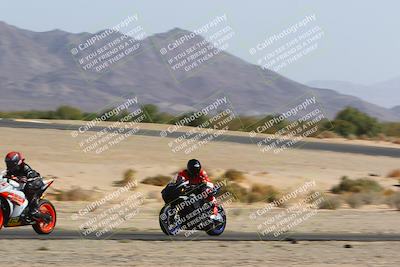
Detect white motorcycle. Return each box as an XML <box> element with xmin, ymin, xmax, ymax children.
<box><xmin>0</xmin><ymin>171</ymin><xmax>56</xmax><ymax>234</ymax></box>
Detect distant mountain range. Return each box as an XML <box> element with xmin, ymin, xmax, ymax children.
<box><xmin>0</xmin><ymin>21</ymin><xmax>399</xmax><ymax>121</ymax></box>
<box><xmin>307</xmin><ymin>79</ymin><xmax>400</xmax><ymax>109</ymax></box>
<box><xmin>391</xmin><ymin>105</ymin><xmax>400</xmax><ymax>117</ymax></box>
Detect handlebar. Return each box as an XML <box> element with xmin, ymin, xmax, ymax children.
<box><xmin>174</xmin><ymin>181</ymin><xmax>218</xmax><ymax>198</ymax></box>
<box><xmin>176</xmin><ymin>180</ymin><xmax>190</xmax><ymax>188</ymax></box>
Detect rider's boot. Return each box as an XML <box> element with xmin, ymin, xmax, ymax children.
<box><xmin>209</xmin><ymin>202</ymin><xmax>223</xmax><ymax>222</ymax></box>
<box><xmin>20</xmin><ymin>209</ymin><xmax>33</xmax><ymax>223</ymax></box>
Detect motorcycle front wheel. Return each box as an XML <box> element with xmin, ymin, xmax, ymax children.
<box><xmin>32</xmin><ymin>199</ymin><xmax>56</xmax><ymax>234</ymax></box>
<box><xmin>0</xmin><ymin>208</ymin><xmax>4</xmax><ymax>230</ymax></box>
<box><xmin>206</xmin><ymin>206</ymin><xmax>227</xmax><ymax>236</ymax></box>
<box><xmin>159</xmin><ymin>205</ymin><xmax>181</xmax><ymax>236</ymax></box>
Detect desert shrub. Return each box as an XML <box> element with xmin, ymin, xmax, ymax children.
<box><xmin>331</xmin><ymin>176</ymin><xmax>383</xmax><ymax>194</ymax></box>
<box><xmin>373</xmin><ymin>133</ymin><xmax>388</xmax><ymax>142</ymax></box>
<box><xmin>140</xmin><ymin>104</ymin><xmax>175</xmax><ymax>123</ymax></box>
<box><xmin>345</xmin><ymin>191</ymin><xmax>383</xmax><ymax>208</ymax></box>
<box><xmin>334</xmin><ymin>107</ymin><xmax>381</xmax><ymax>137</ymax></box>
<box><xmin>214</xmin><ymin>178</ymin><xmax>280</xmax><ymax>204</ymax></box>
<box><xmin>345</xmin><ymin>194</ymin><xmax>364</xmax><ymax>208</ymax></box>
<box><xmin>392</xmin><ymin>138</ymin><xmax>400</xmax><ymax>145</ymax></box>
<box><xmin>317</xmin><ymin>131</ymin><xmax>339</xmax><ymax>139</ymax></box>
<box><xmin>347</xmin><ymin>134</ymin><xmax>357</xmax><ymax>140</ymax></box>
<box><xmin>55</xmin><ymin>187</ymin><xmax>101</xmax><ymax>201</ymax></box>
<box><xmin>113</xmin><ymin>169</ymin><xmax>136</xmax><ymax>187</ymax></box>
<box><xmin>213</xmin><ymin>178</ymin><xmax>247</xmax><ymax>202</ymax></box>
<box><xmin>359</xmin><ymin>134</ymin><xmax>370</xmax><ymax>140</ymax></box>
<box><xmin>0</xmin><ymin>106</ymin><xmax>85</xmax><ymax>120</ymax></box>
<box><xmin>140</xmin><ymin>104</ymin><xmax>158</xmax><ymax>123</ymax></box>
<box><xmin>223</xmin><ymin>169</ymin><xmax>246</xmax><ymax>182</ymax></box>
<box><xmin>246</xmin><ymin>193</ymin><xmax>263</xmax><ymax>203</ymax></box>
<box><xmin>332</xmin><ymin>120</ymin><xmax>357</xmax><ymax>137</ymax></box>
<box><xmin>385</xmin><ymin>192</ymin><xmax>400</xmax><ymax>210</ymax></box>
<box><xmin>55</xmin><ymin>106</ymin><xmax>83</xmax><ymax>120</ymax></box>
<box><xmin>147</xmin><ymin>190</ymin><xmax>162</xmax><ymax>200</ymax></box>
<box><xmin>317</xmin><ymin>195</ymin><xmax>342</xmax><ymax>210</ymax></box>
<box><xmin>224</xmin><ymin>182</ymin><xmax>248</xmax><ymax>202</ymax></box>
<box><xmin>170</xmin><ymin>112</ymin><xmax>210</xmax><ymax>127</ymax></box>
<box><xmin>246</xmin><ymin>114</ymin><xmax>289</xmax><ymax>134</ymax></box>
<box><xmin>381</xmin><ymin>122</ymin><xmax>400</xmax><ymax>137</ymax></box>
<box><xmin>247</xmin><ymin>183</ymin><xmax>280</xmax><ymax>203</ymax></box>
<box><xmin>358</xmin><ymin>192</ymin><xmax>382</xmax><ymax>205</ymax></box>
<box><xmin>387</xmin><ymin>169</ymin><xmax>400</xmax><ymax>178</ymax></box>
<box><xmin>141</xmin><ymin>175</ymin><xmax>171</xmax><ymax>186</ymax></box>
<box><xmin>383</xmin><ymin>189</ymin><xmax>395</xmax><ymax>196</ymax></box>
<box><xmin>229</xmin><ymin>116</ymin><xmax>259</xmax><ymax>131</ymax></box>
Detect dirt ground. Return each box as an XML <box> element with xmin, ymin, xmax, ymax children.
<box><xmin>0</xmin><ymin>239</ymin><xmax>399</xmax><ymax>267</ymax></box>
<box><xmin>0</xmin><ymin>126</ymin><xmax>398</xmax><ymax>192</ymax></box>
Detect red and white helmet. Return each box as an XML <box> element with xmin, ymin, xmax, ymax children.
<box><xmin>5</xmin><ymin>151</ymin><xmax>25</xmax><ymax>172</ymax></box>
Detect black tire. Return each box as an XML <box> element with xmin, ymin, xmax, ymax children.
<box><xmin>0</xmin><ymin>208</ymin><xmax>4</xmax><ymax>230</ymax></box>
<box><xmin>159</xmin><ymin>205</ymin><xmax>180</xmax><ymax>236</ymax></box>
<box><xmin>206</xmin><ymin>206</ymin><xmax>227</xmax><ymax>236</ymax></box>
<box><xmin>32</xmin><ymin>199</ymin><xmax>56</xmax><ymax>235</ymax></box>
<box><xmin>159</xmin><ymin>206</ymin><xmax>170</xmax><ymax>235</ymax></box>
<box><xmin>0</xmin><ymin>197</ymin><xmax>10</xmax><ymax>230</ymax></box>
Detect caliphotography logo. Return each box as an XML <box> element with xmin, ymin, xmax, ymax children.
<box><xmin>248</xmin><ymin>92</ymin><xmax>333</xmax><ymax>155</ymax></box>
<box><xmin>69</xmin><ymin>93</ymin><xmax>150</xmax><ymax>155</ymax></box>
<box><xmin>154</xmin><ymin>13</ymin><xmax>236</xmax><ymax>82</ymax></box>
<box><xmin>69</xmin><ymin>14</ymin><xmax>149</xmax><ymax>81</ymax></box>
<box><xmin>159</xmin><ymin>91</ymin><xmax>242</xmax><ymax>155</ymax></box>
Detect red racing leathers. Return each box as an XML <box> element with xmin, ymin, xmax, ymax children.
<box><xmin>175</xmin><ymin>169</ymin><xmax>218</xmax><ymax>215</ymax></box>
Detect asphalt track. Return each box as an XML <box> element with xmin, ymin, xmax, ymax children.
<box><xmin>1</xmin><ymin>119</ymin><xmax>400</xmax><ymax>158</ymax></box>
<box><xmin>1</xmin><ymin>229</ymin><xmax>400</xmax><ymax>241</ymax></box>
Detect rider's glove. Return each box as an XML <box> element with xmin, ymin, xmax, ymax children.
<box><xmin>203</xmin><ymin>182</ymin><xmax>215</xmax><ymax>196</ymax></box>
<box><xmin>17</xmin><ymin>176</ymin><xmax>28</xmax><ymax>183</ymax></box>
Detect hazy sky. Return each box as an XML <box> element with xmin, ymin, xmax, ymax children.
<box><xmin>1</xmin><ymin>0</ymin><xmax>399</xmax><ymax>85</ymax></box>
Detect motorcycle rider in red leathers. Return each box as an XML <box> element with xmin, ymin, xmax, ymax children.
<box><xmin>175</xmin><ymin>159</ymin><xmax>218</xmax><ymax>216</ymax></box>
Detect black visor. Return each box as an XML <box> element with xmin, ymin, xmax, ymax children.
<box><xmin>6</xmin><ymin>160</ymin><xmax>18</xmax><ymax>171</ymax></box>
<box><xmin>187</xmin><ymin>159</ymin><xmax>201</xmax><ymax>176</ymax></box>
